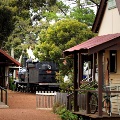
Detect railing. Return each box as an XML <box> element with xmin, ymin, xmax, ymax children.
<box><xmin>67</xmin><ymin>80</ymin><xmax>98</xmax><ymax>111</ymax></box>
<box><xmin>67</xmin><ymin>85</ymin><xmax>120</xmax><ymax>117</ymax></box>
<box><xmin>0</xmin><ymin>86</ymin><xmax>7</xmax><ymax>105</ymax></box>
<box><xmin>67</xmin><ymin>91</ymin><xmax>87</xmax><ymax>111</ymax></box>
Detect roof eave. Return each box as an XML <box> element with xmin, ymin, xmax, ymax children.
<box><xmin>0</xmin><ymin>49</ymin><xmax>21</xmax><ymax>67</ymax></box>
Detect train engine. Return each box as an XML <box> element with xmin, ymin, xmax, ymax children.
<box><xmin>16</xmin><ymin>60</ymin><xmax>59</xmax><ymax>92</ymax></box>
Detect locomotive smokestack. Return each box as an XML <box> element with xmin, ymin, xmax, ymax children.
<box><xmin>23</xmin><ymin>57</ymin><xmax>27</xmax><ymax>67</ymax></box>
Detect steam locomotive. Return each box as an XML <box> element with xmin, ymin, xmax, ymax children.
<box><xmin>15</xmin><ymin>58</ymin><xmax>60</xmax><ymax>92</ymax></box>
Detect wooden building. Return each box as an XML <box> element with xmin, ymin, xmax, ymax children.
<box><xmin>63</xmin><ymin>0</ymin><xmax>120</xmax><ymax>119</ymax></box>
<box><xmin>0</xmin><ymin>49</ymin><xmax>21</xmax><ymax>88</ymax></box>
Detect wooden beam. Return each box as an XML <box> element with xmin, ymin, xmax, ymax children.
<box><xmin>73</xmin><ymin>52</ymin><xmax>79</xmax><ymax>112</ymax></box>
<box><xmin>98</xmin><ymin>51</ymin><xmax>103</xmax><ymax>116</ymax></box>
<box><xmin>78</xmin><ymin>52</ymin><xmax>83</xmax><ymax>87</ymax></box>
<box><xmin>93</xmin><ymin>53</ymin><xmax>97</xmax><ymax>81</ymax></box>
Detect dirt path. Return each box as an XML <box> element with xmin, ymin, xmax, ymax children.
<box><xmin>0</xmin><ymin>90</ymin><xmax>61</xmax><ymax>120</ymax></box>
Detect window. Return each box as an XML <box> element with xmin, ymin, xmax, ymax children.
<box><xmin>108</xmin><ymin>0</ymin><xmax>116</xmax><ymax>10</ymax></box>
<box><xmin>110</xmin><ymin>50</ymin><xmax>117</xmax><ymax>72</ymax></box>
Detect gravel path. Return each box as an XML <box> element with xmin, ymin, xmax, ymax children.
<box><xmin>0</xmin><ymin>90</ymin><xmax>61</xmax><ymax>120</ymax></box>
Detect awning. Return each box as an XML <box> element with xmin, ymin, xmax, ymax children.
<box><xmin>63</xmin><ymin>33</ymin><xmax>120</xmax><ymax>56</ymax></box>
<box><xmin>0</xmin><ymin>49</ymin><xmax>21</xmax><ymax>66</ymax></box>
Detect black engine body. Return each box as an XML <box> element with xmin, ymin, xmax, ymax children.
<box><xmin>16</xmin><ymin>60</ymin><xmax>59</xmax><ymax>92</ymax></box>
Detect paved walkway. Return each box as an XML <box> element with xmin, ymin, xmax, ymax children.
<box><xmin>0</xmin><ymin>90</ymin><xmax>61</xmax><ymax>120</ymax></box>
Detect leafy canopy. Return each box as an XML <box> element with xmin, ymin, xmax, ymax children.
<box><xmin>70</xmin><ymin>7</ymin><xmax>95</xmax><ymax>27</ymax></box>
<box><xmin>34</xmin><ymin>18</ymin><xmax>96</xmax><ymax>75</ymax></box>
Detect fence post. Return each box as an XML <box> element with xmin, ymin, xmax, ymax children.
<box><xmin>1</xmin><ymin>89</ymin><xmax>3</xmax><ymax>102</ymax></box>
<box><xmin>86</xmin><ymin>91</ymin><xmax>90</xmax><ymax>114</ymax></box>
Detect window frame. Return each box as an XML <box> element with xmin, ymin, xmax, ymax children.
<box><xmin>109</xmin><ymin>50</ymin><xmax>117</xmax><ymax>73</ymax></box>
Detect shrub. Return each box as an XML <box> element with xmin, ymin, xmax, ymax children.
<box><xmin>61</xmin><ymin>110</ymin><xmax>78</xmax><ymax>120</ymax></box>
<box><xmin>53</xmin><ymin>102</ymin><xmax>78</xmax><ymax>120</ymax></box>
<box><xmin>53</xmin><ymin>102</ymin><xmax>62</xmax><ymax>113</ymax></box>
<box><xmin>9</xmin><ymin>77</ymin><xmax>16</xmax><ymax>90</ymax></box>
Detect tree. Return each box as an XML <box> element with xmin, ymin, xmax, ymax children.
<box><xmin>70</xmin><ymin>7</ymin><xmax>95</xmax><ymax>27</ymax></box>
<box><xmin>0</xmin><ymin>0</ymin><xmax>97</xmax><ymax>61</ymax></box>
<box><xmin>0</xmin><ymin>3</ymin><xmax>15</xmax><ymax>48</ymax></box>
<box><xmin>0</xmin><ymin>0</ymin><xmax>59</xmax><ymax>59</ymax></box>
<box><xmin>34</xmin><ymin>18</ymin><xmax>96</xmax><ymax>75</ymax></box>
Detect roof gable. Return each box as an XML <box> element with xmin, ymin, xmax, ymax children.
<box><xmin>92</xmin><ymin>0</ymin><xmax>120</xmax><ymax>33</ymax></box>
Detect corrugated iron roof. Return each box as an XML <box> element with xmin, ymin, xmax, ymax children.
<box><xmin>63</xmin><ymin>33</ymin><xmax>120</xmax><ymax>54</ymax></box>
<box><xmin>0</xmin><ymin>49</ymin><xmax>21</xmax><ymax>66</ymax></box>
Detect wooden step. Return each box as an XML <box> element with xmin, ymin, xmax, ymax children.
<box><xmin>0</xmin><ymin>102</ymin><xmax>9</xmax><ymax>108</ymax></box>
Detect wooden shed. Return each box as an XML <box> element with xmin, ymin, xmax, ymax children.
<box><xmin>0</xmin><ymin>49</ymin><xmax>21</xmax><ymax>87</ymax></box>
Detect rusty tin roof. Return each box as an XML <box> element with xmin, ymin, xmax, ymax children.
<box><xmin>0</xmin><ymin>49</ymin><xmax>21</xmax><ymax>66</ymax></box>
<box><xmin>63</xmin><ymin>33</ymin><xmax>120</xmax><ymax>56</ymax></box>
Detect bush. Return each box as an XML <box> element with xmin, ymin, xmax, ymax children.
<box><xmin>61</xmin><ymin>110</ymin><xmax>78</xmax><ymax>120</ymax></box>
<box><xmin>53</xmin><ymin>102</ymin><xmax>62</xmax><ymax>113</ymax></box>
<box><xmin>53</xmin><ymin>102</ymin><xmax>78</xmax><ymax>120</ymax></box>
<box><xmin>9</xmin><ymin>77</ymin><xmax>16</xmax><ymax>90</ymax></box>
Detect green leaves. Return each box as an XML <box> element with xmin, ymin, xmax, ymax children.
<box><xmin>70</xmin><ymin>7</ymin><xmax>95</xmax><ymax>27</ymax></box>
<box><xmin>34</xmin><ymin>18</ymin><xmax>96</xmax><ymax>76</ymax></box>
<box><xmin>0</xmin><ymin>5</ymin><xmax>14</xmax><ymax>47</ymax></box>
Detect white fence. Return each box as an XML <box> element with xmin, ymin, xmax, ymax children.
<box><xmin>36</xmin><ymin>91</ymin><xmax>56</xmax><ymax>110</ymax></box>
<box><xmin>36</xmin><ymin>92</ymin><xmax>68</xmax><ymax>110</ymax></box>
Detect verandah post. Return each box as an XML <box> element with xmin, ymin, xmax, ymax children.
<box><xmin>98</xmin><ymin>51</ymin><xmax>103</xmax><ymax>116</ymax></box>
<box><xmin>73</xmin><ymin>52</ymin><xmax>79</xmax><ymax>111</ymax></box>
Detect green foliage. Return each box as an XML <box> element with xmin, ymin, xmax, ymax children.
<box><xmin>61</xmin><ymin>110</ymin><xmax>78</xmax><ymax>120</ymax></box>
<box><xmin>53</xmin><ymin>102</ymin><xmax>62</xmax><ymax>113</ymax></box>
<box><xmin>34</xmin><ymin>18</ymin><xmax>96</xmax><ymax>76</ymax></box>
<box><xmin>56</xmin><ymin>69</ymin><xmax>74</xmax><ymax>93</ymax></box>
<box><xmin>53</xmin><ymin>102</ymin><xmax>78</xmax><ymax>120</ymax></box>
<box><xmin>0</xmin><ymin>5</ymin><xmax>15</xmax><ymax>48</ymax></box>
<box><xmin>0</xmin><ymin>0</ymin><xmax>59</xmax><ymax>60</ymax></box>
<box><xmin>80</xmin><ymin>80</ymin><xmax>98</xmax><ymax>92</ymax></box>
<box><xmin>9</xmin><ymin>77</ymin><xmax>16</xmax><ymax>91</ymax></box>
<box><xmin>0</xmin><ymin>0</ymin><xmax>97</xmax><ymax>64</ymax></box>
<box><xmin>70</xmin><ymin>7</ymin><xmax>95</xmax><ymax>27</ymax></box>
<box><xmin>34</xmin><ymin>18</ymin><xmax>96</xmax><ymax>92</ymax></box>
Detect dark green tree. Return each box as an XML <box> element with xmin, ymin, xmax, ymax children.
<box><xmin>34</xmin><ymin>18</ymin><xmax>96</xmax><ymax>75</ymax></box>
<box><xmin>0</xmin><ymin>3</ymin><xmax>15</xmax><ymax>48</ymax></box>
<box><xmin>70</xmin><ymin>7</ymin><xmax>95</xmax><ymax>27</ymax></box>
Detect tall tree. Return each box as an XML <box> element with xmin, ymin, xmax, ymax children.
<box><xmin>1</xmin><ymin>0</ymin><xmax>59</xmax><ymax>59</ymax></box>
<box><xmin>1</xmin><ymin>0</ymin><xmax>98</xmax><ymax>61</ymax></box>
<box><xmin>70</xmin><ymin>7</ymin><xmax>95</xmax><ymax>27</ymax></box>
<box><xmin>34</xmin><ymin>18</ymin><xmax>96</xmax><ymax>75</ymax></box>
<box><xmin>0</xmin><ymin>2</ymin><xmax>15</xmax><ymax>49</ymax></box>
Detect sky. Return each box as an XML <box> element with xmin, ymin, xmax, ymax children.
<box><xmin>61</xmin><ymin>0</ymin><xmax>97</xmax><ymax>14</ymax></box>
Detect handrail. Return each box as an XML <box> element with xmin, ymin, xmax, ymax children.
<box><xmin>0</xmin><ymin>86</ymin><xmax>7</xmax><ymax>91</ymax></box>
<box><xmin>0</xmin><ymin>86</ymin><xmax>7</xmax><ymax>105</ymax></box>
